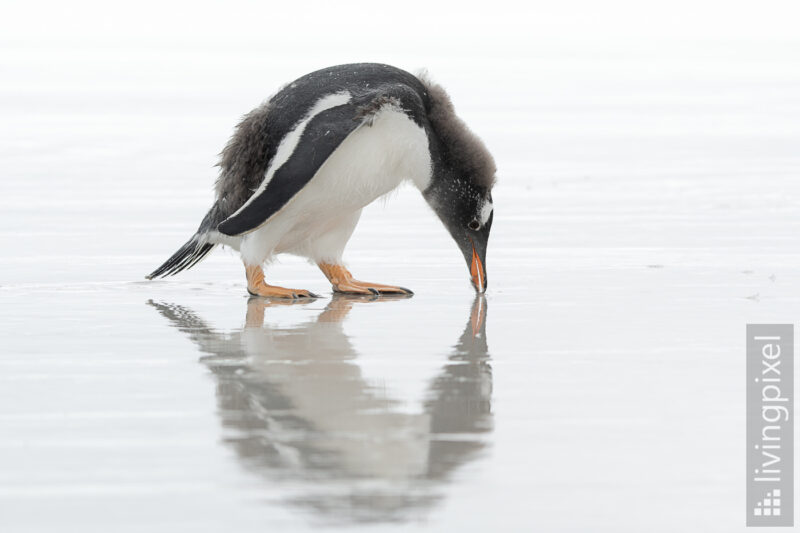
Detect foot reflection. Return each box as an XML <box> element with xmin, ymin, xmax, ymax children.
<box><xmin>148</xmin><ymin>294</ymin><xmax>492</xmax><ymax>524</ymax></box>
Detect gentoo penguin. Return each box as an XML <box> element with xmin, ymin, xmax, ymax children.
<box><xmin>146</xmin><ymin>63</ymin><xmax>496</xmax><ymax>297</ymax></box>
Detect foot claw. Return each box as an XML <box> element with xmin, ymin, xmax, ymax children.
<box><xmin>292</xmin><ymin>290</ymin><xmax>322</xmax><ymax>299</ymax></box>
<box><xmin>332</xmin><ymin>284</ymin><xmax>414</xmax><ymax>296</ymax></box>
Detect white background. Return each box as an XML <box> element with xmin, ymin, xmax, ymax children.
<box><xmin>1</xmin><ymin>1</ymin><xmax>800</xmax><ymax>531</ymax></box>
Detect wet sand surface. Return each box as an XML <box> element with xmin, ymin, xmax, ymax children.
<box><xmin>2</xmin><ymin>20</ymin><xmax>800</xmax><ymax>532</ymax></box>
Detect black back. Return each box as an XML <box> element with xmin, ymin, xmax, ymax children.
<box><xmin>216</xmin><ymin>64</ymin><xmax>432</xmax><ymax>236</ymax></box>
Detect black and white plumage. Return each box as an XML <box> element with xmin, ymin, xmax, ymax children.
<box><xmin>147</xmin><ymin>63</ymin><xmax>496</xmax><ymax>297</ymax></box>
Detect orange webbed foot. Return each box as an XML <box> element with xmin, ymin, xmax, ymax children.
<box><xmin>318</xmin><ymin>263</ymin><xmax>413</xmax><ymax>295</ymax></box>
<box><xmin>245</xmin><ymin>264</ymin><xmax>320</xmax><ymax>300</ymax></box>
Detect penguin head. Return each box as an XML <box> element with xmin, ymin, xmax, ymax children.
<box><xmin>417</xmin><ymin>74</ymin><xmax>498</xmax><ymax>293</ymax></box>
<box><xmin>423</xmin><ymin>176</ymin><xmax>493</xmax><ymax>293</ymax></box>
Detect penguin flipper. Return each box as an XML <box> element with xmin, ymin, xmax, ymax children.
<box><xmin>216</xmin><ymin>102</ymin><xmax>365</xmax><ymax>237</ymax></box>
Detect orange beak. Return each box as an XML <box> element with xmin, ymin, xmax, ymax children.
<box><xmin>470</xmin><ymin>242</ymin><xmax>486</xmax><ymax>293</ymax></box>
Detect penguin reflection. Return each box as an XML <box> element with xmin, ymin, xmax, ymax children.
<box><xmin>148</xmin><ymin>295</ymin><xmax>492</xmax><ymax>524</ymax></box>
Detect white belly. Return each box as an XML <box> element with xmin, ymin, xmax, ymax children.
<box><xmin>238</xmin><ymin>106</ymin><xmax>432</xmax><ymax>264</ymax></box>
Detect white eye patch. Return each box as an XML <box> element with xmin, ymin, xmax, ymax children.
<box><xmin>479</xmin><ymin>200</ymin><xmax>493</xmax><ymax>225</ymax></box>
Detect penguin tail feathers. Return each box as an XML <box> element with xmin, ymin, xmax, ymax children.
<box><xmin>145</xmin><ymin>236</ymin><xmax>216</xmax><ymax>280</ymax></box>
<box><xmin>146</xmin><ymin>203</ymin><xmax>228</xmax><ymax>280</ymax></box>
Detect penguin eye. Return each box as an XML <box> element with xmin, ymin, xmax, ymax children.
<box><xmin>468</xmin><ymin>220</ymin><xmax>480</xmax><ymax>231</ymax></box>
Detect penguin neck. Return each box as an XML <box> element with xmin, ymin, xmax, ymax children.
<box><xmin>418</xmin><ymin>131</ymin><xmax>450</xmax><ymax>194</ymax></box>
